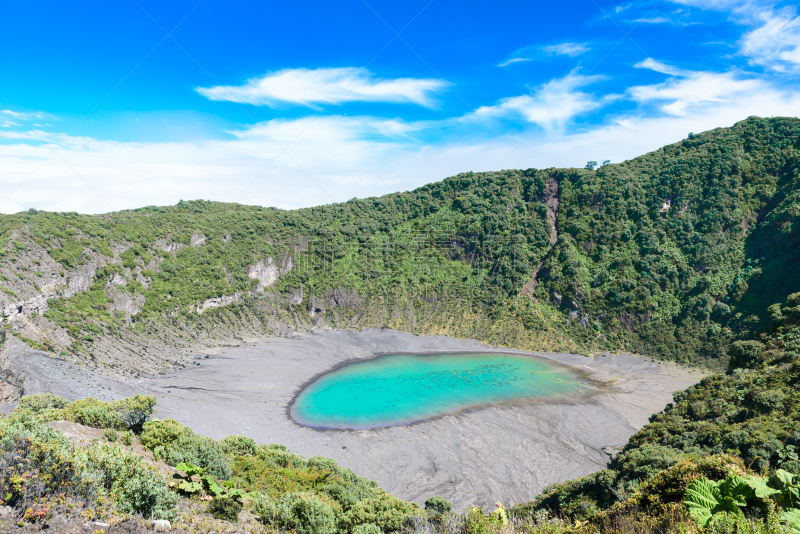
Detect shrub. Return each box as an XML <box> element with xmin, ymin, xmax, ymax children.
<box><xmin>140</xmin><ymin>419</ymin><xmax>190</xmax><ymax>451</ymax></box>
<box><xmin>58</xmin><ymin>398</ymin><xmax>123</xmax><ymax>429</ymax></box>
<box><xmin>13</xmin><ymin>395</ymin><xmax>156</xmax><ymax>433</ymax></box>
<box><xmin>166</xmin><ymin>434</ymin><xmax>232</xmax><ymax>479</ymax></box>
<box><xmin>257</xmin><ymin>445</ymin><xmax>308</xmax><ymax>468</ymax></box>
<box><xmin>352</xmin><ymin>524</ymin><xmax>382</xmax><ymax>534</ymax></box>
<box><xmin>113</xmin><ymin>395</ymin><xmax>157</xmax><ymax>432</ymax></box>
<box><xmin>218</xmin><ymin>434</ymin><xmax>257</xmax><ymax>457</ymax></box>
<box><xmin>84</xmin><ymin>442</ymin><xmax>179</xmax><ymax>520</ymax></box>
<box><xmin>308</xmin><ymin>455</ymin><xmax>339</xmax><ymax>472</ymax></box>
<box><xmin>103</xmin><ymin>428</ymin><xmax>118</xmax><ymax>442</ymax></box>
<box><xmin>340</xmin><ymin>493</ymin><xmax>417</xmax><ymax>533</ymax></box>
<box><xmin>208</xmin><ymin>496</ymin><xmax>242</xmax><ymax>522</ymax></box>
<box><xmin>121</xmin><ymin>430</ymin><xmax>134</xmax><ymax>446</ymax></box>
<box><xmin>753</xmin><ymin>389</ymin><xmax>786</xmax><ymax>411</ymax></box>
<box><xmin>424</xmin><ymin>496</ymin><xmax>452</xmax><ymax>515</ymax></box>
<box><xmin>251</xmin><ymin>493</ymin><xmax>279</xmax><ymax>523</ymax></box>
<box><xmin>15</xmin><ymin>393</ymin><xmax>68</xmax><ymax>413</ymax></box>
<box><xmin>274</xmin><ymin>492</ymin><xmax>339</xmax><ymax>534</ymax></box>
<box><xmin>140</xmin><ymin>419</ymin><xmax>231</xmax><ymax>478</ymax></box>
<box><xmin>323</xmin><ymin>484</ymin><xmax>359</xmax><ymax>511</ymax></box>
<box><xmin>0</xmin><ymin>414</ymin><xmax>177</xmax><ymax>522</ymax></box>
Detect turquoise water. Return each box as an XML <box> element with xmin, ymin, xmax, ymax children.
<box><xmin>290</xmin><ymin>353</ymin><xmax>589</xmax><ymax>429</ymax></box>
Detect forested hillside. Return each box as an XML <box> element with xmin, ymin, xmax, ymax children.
<box><xmin>0</xmin><ymin>116</ymin><xmax>798</xmax><ymax>374</ymax></box>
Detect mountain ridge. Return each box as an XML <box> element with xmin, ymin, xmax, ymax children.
<box><xmin>0</xmin><ymin>116</ymin><xmax>797</xmax><ymax>386</ymax></box>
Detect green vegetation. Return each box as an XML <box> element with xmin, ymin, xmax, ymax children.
<box><xmin>508</xmin><ymin>290</ymin><xmax>800</xmax><ymax>533</ymax></box>
<box><xmin>2</xmin><ymin>117</ymin><xmax>800</xmax><ymax>532</ymax></box>
<box><xmin>684</xmin><ymin>471</ymin><xmax>800</xmax><ymax>529</ymax></box>
<box><xmin>5</xmin><ymin>393</ymin><xmax>422</xmax><ymax>533</ymax></box>
<box><xmin>17</xmin><ymin>393</ymin><xmax>157</xmax><ymax>432</ymax></box>
<box><xmin>0</xmin><ymin>117</ymin><xmax>795</xmax><ymax>366</ymax></box>
<box><xmin>0</xmin><ymin>405</ymin><xmax>178</xmax><ymax>523</ymax></box>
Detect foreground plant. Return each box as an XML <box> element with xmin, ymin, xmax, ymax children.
<box><xmin>684</xmin><ymin>471</ymin><xmax>800</xmax><ymax>532</ymax></box>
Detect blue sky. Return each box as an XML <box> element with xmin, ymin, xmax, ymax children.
<box><xmin>1</xmin><ymin>0</ymin><xmax>799</xmax><ymax>213</ymax></box>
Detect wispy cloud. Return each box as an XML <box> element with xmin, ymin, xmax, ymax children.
<box><xmin>3</xmin><ymin>60</ymin><xmax>799</xmax><ymax>215</ymax></box>
<box><xmin>543</xmin><ymin>42</ymin><xmax>591</xmax><ymax>56</ymax></box>
<box><xmin>632</xmin><ymin>58</ymin><xmax>767</xmax><ymax>116</ymax></box>
<box><xmin>195</xmin><ymin>67</ymin><xmax>450</xmax><ymax>108</ymax></box>
<box><xmin>670</xmin><ymin>0</ymin><xmax>800</xmax><ymax>72</ymax></box>
<box><xmin>498</xmin><ymin>42</ymin><xmax>590</xmax><ymax>67</ymax></box>
<box><xmin>632</xmin><ymin>16</ymin><xmax>673</xmax><ymax>23</ymax></box>
<box><xmin>472</xmin><ymin>69</ymin><xmax>610</xmax><ymax>131</ymax></box>
<box><xmin>497</xmin><ymin>57</ymin><xmax>533</xmax><ymax>67</ymax></box>
<box><xmin>739</xmin><ymin>6</ymin><xmax>800</xmax><ymax>72</ymax></box>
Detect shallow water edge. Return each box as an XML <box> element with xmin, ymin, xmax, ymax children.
<box><xmin>289</xmin><ymin>351</ymin><xmax>603</xmax><ymax>430</ymax></box>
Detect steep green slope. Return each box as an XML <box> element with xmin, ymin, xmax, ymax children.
<box><xmin>0</xmin><ymin>116</ymin><xmax>798</xmax><ymax>371</ymax></box>
<box><xmin>511</xmin><ymin>291</ymin><xmax>800</xmax><ymax>523</ymax></box>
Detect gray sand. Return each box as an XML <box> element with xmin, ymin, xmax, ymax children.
<box><xmin>2</xmin><ymin>329</ymin><xmax>703</xmax><ymax>509</ymax></box>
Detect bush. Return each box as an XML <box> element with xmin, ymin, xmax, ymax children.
<box><xmin>269</xmin><ymin>492</ymin><xmax>337</xmax><ymax>534</ymax></box>
<box><xmin>84</xmin><ymin>442</ymin><xmax>179</xmax><ymax>520</ymax></box>
<box><xmin>15</xmin><ymin>393</ymin><xmax>68</xmax><ymax>413</ymax></box>
<box><xmin>139</xmin><ymin>419</ymin><xmax>189</xmax><ymax>451</ymax></box>
<box><xmin>113</xmin><ymin>395</ymin><xmax>157</xmax><ymax>432</ymax></box>
<box><xmin>140</xmin><ymin>419</ymin><xmax>231</xmax><ymax>478</ymax></box>
<box><xmin>121</xmin><ymin>430</ymin><xmax>134</xmax><ymax>446</ymax></box>
<box><xmin>208</xmin><ymin>496</ymin><xmax>242</xmax><ymax>522</ymax></box>
<box><xmin>14</xmin><ymin>395</ymin><xmax>156</xmax><ymax>433</ymax></box>
<box><xmin>103</xmin><ymin>428</ymin><xmax>118</xmax><ymax>442</ymax></box>
<box><xmin>340</xmin><ymin>493</ymin><xmax>417</xmax><ymax>533</ymax></box>
<box><xmin>257</xmin><ymin>445</ymin><xmax>308</xmax><ymax>468</ymax></box>
<box><xmin>352</xmin><ymin>524</ymin><xmax>382</xmax><ymax>534</ymax></box>
<box><xmin>424</xmin><ymin>496</ymin><xmax>451</xmax><ymax>515</ymax></box>
<box><xmin>0</xmin><ymin>414</ymin><xmax>177</xmax><ymax>521</ymax></box>
<box><xmin>59</xmin><ymin>398</ymin><xmax>123</xmax><ymax>429</ymax></box>
<box><xmin>166</xmin><ymin>434</ymin><xmax>232</xmax><ymax>479</ymax></box>
<box><xmin>218</xmin><ymin>434</ymin><xmax>257</xmax><ymax>457</ymax></box>
<box><xmin>308</xmin><ymin>455</ymin><xmax>339</xmax><ymax>472</ymax></box>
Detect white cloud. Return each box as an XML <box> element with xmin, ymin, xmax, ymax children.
<box><xmin>195</xmin><ymin>67</ymin><xmax>449</xmax><ymax>108</ymax></box>
<box><xmin>740</xmin><ymin>6</ymin><xmax>800</xmax><ymax>72</ymax></box>
<box><xmin>498</xmin><ymin>42</ymin><xmax>589</xmax><ymax>67</ymax></box>
<box><xmin>1</xmin><ymin>110</ymin><xmax>46</xmax><ymax>121</ymax></box>
<box><xmin>1</xmin><ymin>65</ymin><xmax>798</xmax><ymax>215</ymax></box>
<box><xmin>636</xmin><ymin>58</ymin><xmax>690</xmax><ymax>76</ymax></box>
<box><xmin>670</xmin><ymin>0</ymin><xmax>800</xmax><ymax>72</ymax></box>
<box><xmin>498</xmin><ymin>57</ymin><xmax>533</xmax><ymax>67</ymax></box>
<box><xmin>471</xmin><ymin>70</ymin><xmax>609</xmax><ymax>131</ymax></box>
<box><xmin>632</xmin><ymin>59</ymin><xmax>766</xmax><ymax>116</ymax></box>
<box><xmin>632</xmin><ymin>16</ymin><xmax>673</xmax><ymax>23</ymax></box>
<box><xmin>542</xmin><ymin>42</ymin><xmax>590</xmax><ymax>56</ymax></box>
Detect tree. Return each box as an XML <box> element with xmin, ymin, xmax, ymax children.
<box><xmin>585</xmin><ymin>161</ymin><xmax>598</xmax><ymax>170</ymax></box>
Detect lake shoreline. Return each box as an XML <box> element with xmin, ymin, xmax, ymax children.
<box><xmin>289</xmin><ymin>351</ymin><xmax>602</xmax><ymax>430</ymax></box>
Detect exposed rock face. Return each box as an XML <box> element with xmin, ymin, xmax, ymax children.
<box><xmin>193</xmin><ymin>294</ymin><xmax>240</xmax><ymax>314</ymax></box>
<box><xmin>248</xmin><ymin>256</ymin><xmax>293</xmax><ymax>288</ymax></box>
<box><xmin>286</xmin><ymin>288</ymin><xmax>303</xmax><ymax>305</ymax></box>
<box><xmin>40</xmin><ymin>281</ymin><xmax>66</xmax><ymax>294</ymax></box>
<box><xmin>520</xmin><ymin>172</ymin><xmax>560</xmax><ymax>300</ymax></box>
<box><xmin>110</xmin><ymin>273</ymin><xmax>127</xmax><ymax>286</ymax></box>
<box><xmin>158</xmin><ymin>239</ymin><xmax>184</xmax><ymax>254</ymax></box>
<box><xmin>308</xmin><ymin>295</ymin><xmax>325</xmax><ymax>317</ymax></box>
<box><xmin>324</xmin><ymin>288</ymin><xmax>362</xmax><ymax>310</ymax></box>
<box><xmin>136</xmin><ymin>271</ymin><xmax>150</xmax><ymax>289</ymax></box>
<box><xmin>65</xmin><ymin>267</ymin><xmax>97</xmax><ymax>298</ymax></box>
<box><xmin>190</xmin><ymin>231</ymin><xmax>207</xmax><ymax>247</ymax></box>
<box><xmin>2</xmin><ymin>293</ymin><xmax>55</xmax><ymax>322</ymax></box>
<box><xmin>106</xmin><ymin>287</ymin><xmax>145</xmax><ymax>322</ymax></box>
